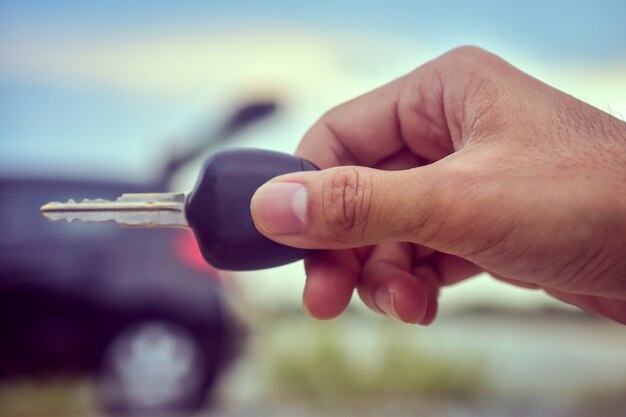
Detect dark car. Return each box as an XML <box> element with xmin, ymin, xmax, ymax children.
<box><xmin>0</xmin><ymin>177</ymin><xmax>245</xmax><ymax>414</ymax></box>
<box><xmin>0</xmin><ymin>101</ymin><xmax>276</xmax><ymax>415</ymax></box>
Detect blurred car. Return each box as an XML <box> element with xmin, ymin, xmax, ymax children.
<box><xmin>0</xmin><ymin>178</ymin><xmax>245</xmax><ymax>414</ymax></box>
<box><xmin>0</xmin><ymin>101</ymin><xmax>276</xmax><ymax>415</ymax></box>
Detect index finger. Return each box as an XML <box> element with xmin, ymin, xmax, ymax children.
<box><xmin>295</xmin><ymin>59</ymin><xmax>454</xmax><ymax>169</ymax></box>
<box><xmin>296</xmin><ymin>78</ymin><xmax>405</xmax><ymax>168</ymax></box>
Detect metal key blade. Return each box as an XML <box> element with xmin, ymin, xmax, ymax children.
<box><xmin>40</xmin><ymin>192</ymin><xmax>189</xmax><ymax>228</ymax></box>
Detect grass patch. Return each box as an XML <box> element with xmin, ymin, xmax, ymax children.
<box><xmin>0</xmin><ymin>377</ymin><xmax>96</xmax><ymax>417</ymax></box>
<box><xmin>266</xmin><ymin>321</ymin><xmax>485</xmax><ymax>402</ymax></box>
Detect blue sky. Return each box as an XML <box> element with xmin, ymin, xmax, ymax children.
<box><xmin>0</xmin><ymin>0</ymin><xmax>626</xmax><ymax>177</ymax></box>
<box><xmin>2</xmin><ymin>0</ymin><xmax>625</xmax><ymax>61</ymax></box>
<box><xmin>1</xmin><ymin>0</ymin><xmax>625</xmax><ymax>177</ymax></box>
<box><xmin>1</xmin><ymin>0</ymin><xmax>624</xmax><ymax>181</ymax></box>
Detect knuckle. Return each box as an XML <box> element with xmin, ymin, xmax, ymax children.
<box><xmin>425</xmin><ymin>46</ymin><xmax>505</xmax><ymax>142</ymax></box>
<box><xmin>321</xmin><ymin>168</ymin><xmax>372</xmax><ymax>239</ymax></box>
<box><xmin>439</xmin><ymin>46</ymin><xmax>500</xmax><ymax>87</ymax></box>
<box><xmin>445</xmin><ymin>45</ymin><xmax>487</xmax><ymax>60</ymax></box>
<box><xmin>451</xmin><ymin>55</ymin><xmax>503</xmax><ymax>138</ymax></box>
<box><xmin>443</xmin><ymin>45</ymin><xmax>498</xmax><ymax>69</ymax></box>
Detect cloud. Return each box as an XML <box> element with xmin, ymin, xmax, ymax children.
<box><xmin>2</xmin><ymin>30</ymin><xmax>624</xmax><ymax>115</ymax></box>
<box><xmin>1</xmin><ymin>32</ymin><xmax>406</xmax><ymax>99</ymax></box>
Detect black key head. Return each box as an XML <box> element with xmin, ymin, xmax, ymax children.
<box><xmin>186</xmin><ymin>148</ymin><xmax>318</xmax><ymax>271</ymax></box>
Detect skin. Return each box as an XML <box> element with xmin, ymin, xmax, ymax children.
<box><xmin>250</xmin><ymin>46</ymin><xmax>626</xmax><ymax>325</ymax></box>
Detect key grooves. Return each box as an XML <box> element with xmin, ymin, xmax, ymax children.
<box><xmin>41</xmin><ymin>206</ymin><xmax>182</xmax><ymax>212</ymax></box>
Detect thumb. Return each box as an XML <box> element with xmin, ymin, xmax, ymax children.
<box><xmin>250</xmin><ymin>165</ymin><xmax>452</xmax><ymax>250</ymax></box>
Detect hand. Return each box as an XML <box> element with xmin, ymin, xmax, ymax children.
<box><xmin>250</xmin><ymin>46</ymin><xmax>626</xmax><ymax>325</ymax></box>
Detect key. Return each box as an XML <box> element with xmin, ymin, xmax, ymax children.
<box><xmin>41</xmin><ymin>148</ymin><xmax>318</xmax><ymax>271</ymax></box>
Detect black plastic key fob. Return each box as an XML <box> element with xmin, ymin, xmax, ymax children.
<box><xmin>186</xmin><ymin>148</ymin><xmax>318</xmax><ymax>271</ymax></box>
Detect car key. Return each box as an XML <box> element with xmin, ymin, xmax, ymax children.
<box><xmin>40</xmin><ymin>148</ymin><xmax>318</xmax><ymax>271</ymax></box>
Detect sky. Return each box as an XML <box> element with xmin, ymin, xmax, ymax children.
<box><xmin>1</xmin><ymin>0</ymin><xmax>624</xmax><ymax>309</ymax></box>
<box><xmin>2</xmin><ymin>0</ymin><xmax>625</xmax><ymax>177</ymax></box>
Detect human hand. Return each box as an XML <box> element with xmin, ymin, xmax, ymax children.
<box><xmin>250</xmin><ymin>47</ymin><xmax>626</xmax><ymax>325</ymax></box>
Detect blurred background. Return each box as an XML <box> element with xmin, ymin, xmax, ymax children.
<box><xmin>1</xmin><ymin>1</ymin><xmax>625</xmax><ymax>416</ymax></box>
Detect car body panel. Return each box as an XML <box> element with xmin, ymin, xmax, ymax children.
<box><xmin>0</xmin><ymin>177</ymin><xmax>244</xmax><ymax>379</ymax></box>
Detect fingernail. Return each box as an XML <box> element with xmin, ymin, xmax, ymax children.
<box><xmin>374</xmin><ymin>289</ymin><xmax>402</xmax><ymax>321</ymax></box>
<box><xmin>251</xmin><ymin>182</ymin><xmax>307</xmax><ymax>234</ymax></box>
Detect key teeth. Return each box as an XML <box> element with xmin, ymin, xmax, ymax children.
<box><xmin>40</xmin><ymin>192</ymin><xmax>190</xmax><ymax>228</ymax></box>
<box><xmin>78</xmin><ymin>198</ymin><xmax>103</xmax><ymax>204</ymax></box>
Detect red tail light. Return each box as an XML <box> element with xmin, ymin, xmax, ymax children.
<box><xmin>174</xmin><ymin>230</ymin><xmax>222</xmax><ymax>281</ymax></box>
